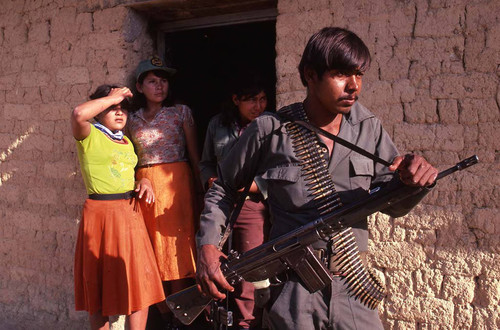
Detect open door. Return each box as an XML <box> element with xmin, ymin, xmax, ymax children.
<box><xmin>163</xmin><ymin>20</ymin><xmax>277</xmax><ymax>146</ymax></box>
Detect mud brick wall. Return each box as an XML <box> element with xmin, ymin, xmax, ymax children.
<box><xmin>0</xmin><ymin>0</ymin><xmax>152</xmax><ymax>328</ymax></box>
<box><xmin>275</xmin><ymin>0</ymin><xmax>499</xmax><ymax>328</ymax></box>
<box><xmin>0</xmin><ymin>0</ymin><xmax>498</xmax><ymax>329</ymax></box>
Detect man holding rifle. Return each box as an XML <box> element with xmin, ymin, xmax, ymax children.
<box><xmin>196</xmin><ymin>27</ymin><xmax>438</xmax><ymax>329</ymax></box>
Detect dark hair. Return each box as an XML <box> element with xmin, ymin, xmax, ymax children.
<box><xmin>220</xmin><ymin>71</ymin><xmax>268</xmax><ymax>127</ymax></box>
<box><xmin>298</xmin><ymin>27</ymin><xmax>371</xmax><ymax>86</ymax></box>
<box><xmin>131</xmin><ymin>69</ymin><xmax>174</xmax><ymax>110</ymax></box>
<box><xmin>89</xmin><ymin>84</ymin><xmax>131</xmax><ymax>110</ymax></box>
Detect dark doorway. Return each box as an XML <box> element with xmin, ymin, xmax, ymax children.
<box><xmin>164</xmin><ymin>20</ymin><xmax>276</xmax><ymax>147</ymax></box>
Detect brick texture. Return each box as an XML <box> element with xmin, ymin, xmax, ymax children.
<box><xmin>0</xmin><ymin>0</ymin><xmax>498</xmax><ymax>329</ymax></box>
<box><xmin>0</xmin><ymin>0</ymin><xmax>152</xmax><ymax>328</ymax></box>
<box><xmin>275</xmin><ymin>0</ymin><xmax>499</xmax><ymax>328</ymax></box>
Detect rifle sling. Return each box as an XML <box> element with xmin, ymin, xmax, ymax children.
<box><xmin>282</xmin><ymin>116</ymin><xmax>392</xmax><ymax>167</ymax></box>
<box><xmin>218</xmin><ymin>180</ymin><xmax>252</xmax><ymax>250</ymax></box>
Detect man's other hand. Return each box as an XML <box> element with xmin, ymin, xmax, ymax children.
<box><xmin>389</xmin><ymin>154</ymin><xmax>438</xmax><ymax>187</ymax></box>
<box><xmin>196</xmin><ymin>244</ymin><xmax>234</xmax><ymax>300</ymax></box>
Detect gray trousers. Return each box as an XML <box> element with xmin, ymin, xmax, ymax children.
<box><xmin>265</xmin><ymin>274</ymin><xmax>384</xmax><ymax>330</ymax></box>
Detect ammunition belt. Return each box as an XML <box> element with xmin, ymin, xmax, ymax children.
<box><xmin>280</xmin><ymin>104</ymin><xmax>342</xmax><ymax>215</ymax></box>
<box><xmin>279</xmin><ymin>103</ymin><xmax>385</xmax><ymax>309</ymax></box>
<box><xmin>313</xmin><ymin>248</ymin><xmax>367</xmax><ymax>276</ymax></box>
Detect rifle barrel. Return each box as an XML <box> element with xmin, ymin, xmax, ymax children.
<box><xmin>436</xmin><ymin>155</ymin><xmax>478</xmax><ymax>180</ymax></box>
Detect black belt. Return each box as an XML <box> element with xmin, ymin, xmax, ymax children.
<box><xmin>88</xmin><ymin>190</ymin><xmax>135</xmax><ymax>200</ymax></box>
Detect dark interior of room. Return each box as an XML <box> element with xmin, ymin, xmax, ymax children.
<box><xmin>164</xmin><ymin>20</ymin><xmax>277</xmax><ymax>146</ymax></box>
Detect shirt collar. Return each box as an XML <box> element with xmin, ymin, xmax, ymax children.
<box><xmin>342</xmin><ymin>102</ymin><xmax>375</xmax><ymax>126</ymax></box>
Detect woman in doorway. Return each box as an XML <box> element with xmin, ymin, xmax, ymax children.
<box><xmin>72</xmin><ymin>85</ymin><xmax>165</xmax><ymax>330</ymax></box>
<box><xmin>199</xmin><ymin>72</ymin><xmax>270</xmax><ymax>330</ymax></box>
<box><xmin>126</xmin><ymin>57</ymin><xmax>202</xmax><ymax>327</ymax></box>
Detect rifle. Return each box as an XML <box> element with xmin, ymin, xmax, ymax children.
<box><xmin>166</xmin><ymin>155</ymin><xmax>478</xmax><ymax>325</ymax></box>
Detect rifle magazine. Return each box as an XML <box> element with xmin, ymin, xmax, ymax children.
<box><xmin>283</xmin><ymin>246</ymin><xmax>333</xmax><ymax>293</ymax></box>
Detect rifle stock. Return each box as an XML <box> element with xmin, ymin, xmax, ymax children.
<box><xmin>167</xmin><ymin>155</ymin><xmax>478</xmax><ymax>325</ymax></box>
<box><xmin>165</xmin><ymin>285</ymin><xmax>212</xmax><ymax>325</ymax></box>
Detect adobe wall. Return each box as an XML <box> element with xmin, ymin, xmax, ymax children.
<box><xmin>275</xmin><ymin>0</ymin><xmax>499</xmax><ymax>328</ymax></box>
<box><xmin>0</xmin><ymin>0</ymin><xmax>153</xmax><ymax>328</ymax></box>
<box><xmin>0</xmin><ymin>0</ymin><xmax>498</xmax><ymax>329</ymax></box>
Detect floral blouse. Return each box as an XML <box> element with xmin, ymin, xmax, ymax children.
<box><xmin>127</xmin><ymin>104</ymin><xmax>194</xmax><ymax>166</ymax></box>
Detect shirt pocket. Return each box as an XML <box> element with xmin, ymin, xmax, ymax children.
<box><xmin>214</xmin><ymin>142</ymin><xmax>226</xmax><ymax>160</ymax></box>
<box><xmin>214</xmin><ymin>138</ymin><xmax>238</xmax><ymax>162</ymax></box>
<box><xmin>349</xmin><ymin>156</ymin><xmax>374</xmax><ymax>190</ymax></box>
<box><xmin>261</xmin><ymin>165</ymin><xmax>305</xmax><ymax>209</ymax></box>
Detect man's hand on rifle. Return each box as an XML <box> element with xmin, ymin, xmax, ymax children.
<box><xmin>389</xmin><ymin>154</ymin><xmax>438</xmax><ymax>187</ymax></box>
<box><xmin>196</xmin><ymin>244</ymin><xmax>234</xmax><ymax>300</ymax></box>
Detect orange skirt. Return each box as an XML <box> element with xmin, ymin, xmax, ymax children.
<box><xmin>74</xmin><ymin>198</ymin><xmax>165</xmax><ymax>316</ymax></box>
<box><xmin>136</xmin><ymin>162</ymin><xmax>197</xmax><ymax>281</ymax></box>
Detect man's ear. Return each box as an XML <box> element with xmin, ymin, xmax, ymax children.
<box><xmin>304</xmin><ymin>67</ymin><xmax>316</xmax><ymax>84</ymax></box>
<box><xmin>232</xmin><ymin>94</ymin><xmax>240</xmax><ymax>106</ymax></box>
